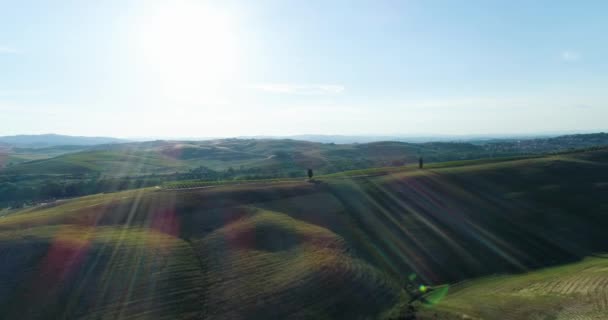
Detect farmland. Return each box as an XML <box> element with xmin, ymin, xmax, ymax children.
<box><xmin>3</xmin><ymin>134</ymin><xmax>608</xmax><ymax>209</ymax></box>
<box><xmin>418</xmin><ymin>255</ymin><xmax>608</xmax><ymax>319</ymax></box>
<box><xmin>0</xmin><ymin>148</ymin><xmax>606</xmax><ymax>318</ymax></box>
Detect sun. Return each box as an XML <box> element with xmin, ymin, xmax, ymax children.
<box><xmin>132</xmin><ymin>1</ymin><xmax>239</xmax><ymax>103</ymax></box>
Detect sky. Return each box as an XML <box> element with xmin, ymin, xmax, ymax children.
<box><xmin>1</xmin><ymin>0</ymin><xmax>607</xmax><ymax>138</ymax></box>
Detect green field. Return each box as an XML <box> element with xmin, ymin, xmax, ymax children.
<box><xmin>3</xmin><ymin>136</ymin><xmax>608</xmax><ymax>210</ymax></box>
<box><xmin>418</xmin><ymin>255</ymin><xmax>608</xmax><ymax>319</ymax></box>
<box><xmin>0</xmin><ymin>148</ymin><xmax>607</xmax><ymax>318</ymax></box>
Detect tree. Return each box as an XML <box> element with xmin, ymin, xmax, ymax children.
<box><xmin>307</xmin><ymin>168</ymin><xmax>313</xmax><ymax>179</ymax></box>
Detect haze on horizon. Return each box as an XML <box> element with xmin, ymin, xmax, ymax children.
<box><xmin>1</xmin><ymin>0</ymin><xmax>607</xmax><ymax>138</ymax></box>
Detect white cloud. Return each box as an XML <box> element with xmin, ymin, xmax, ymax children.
<box><xmin>561</xmin><ymin>50</ymin><xmax>581</xmax><ymax>61</ymax></box>
<box><xmin>0</xmin><ymin>46</ymin><xmax>19</xmax><ymax>54</ymax></box>
<box><xmin>249</xmin><ymin>83</ymin><xmax>345</xmax><ymax>95</ymax></box>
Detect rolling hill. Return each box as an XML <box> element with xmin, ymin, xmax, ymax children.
<box><xmin>0</xmin><ymin>134</ymin><xmax>127</xmax><ymax>148</ymax></box>
<box><xmin>5</xmin><ymin>132</ymin><xmax>608</xmax><ymax>178</ymax></box>
<box><xmin>0</xmin><ymin>148</ymin><xmax>606</xmax><ymax>318</ymax></box>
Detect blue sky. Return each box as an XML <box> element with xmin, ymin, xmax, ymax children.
<box><xmin>1</xmin><ymin>0</ymin><xmax>607</xmax><ymax>138</ymax></box>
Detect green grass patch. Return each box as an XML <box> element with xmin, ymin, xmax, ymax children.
<box><xmin>420</xmin><ymin>256</ymin><xmax>608</xmax><ymax>319</ymax></box>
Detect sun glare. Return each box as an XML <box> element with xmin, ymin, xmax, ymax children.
<box><xmin>133</xmin><ymin>1</ymin><xmax>239</xmax><ymax>103</ymax></box>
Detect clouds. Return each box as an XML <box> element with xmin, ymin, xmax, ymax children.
<box><xmin>561</xmin><ymin>50</ymin><xmax>581</xmax><ymax>62</ymax></box>
<box><xmin>249</xmin><ymin>83</ymin><xmax>345</xmax><ymax>95</ymax></box>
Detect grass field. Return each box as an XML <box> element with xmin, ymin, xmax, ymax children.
<box><xmin>0</xmin><ymin>224</ymin><xmax>204</xmax><ymax>319</ymax></box>
<box><xmin>0</xmin><ymin>148</ymin><xmax>606</xmax><ymax>318</ymax></box>
<box><xmin>418</xmin><ymin>255</ymin><xmax>608</xmax><ymax>319</ymax></box>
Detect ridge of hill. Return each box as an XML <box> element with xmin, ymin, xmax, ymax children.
<box><xmin>4</xmin><ymin>132</ymin><xmax>608</xmax><ymax>177</ymax></box>
<box><xmin>0</xmin><ymin>134</ymin><xmax>127</xmax><ymax>148</ymax></box>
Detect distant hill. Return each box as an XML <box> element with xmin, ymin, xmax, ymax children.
<box><xmin>480</xmin><ymin>132</ymin><xmax>608</xmax><ymax>153</ymax></box>
<box><xmin>3</xmin><ymin>133</ymin><xmax>608</xmax><ymax>178</ymax></box>
<box><xmin>0</xmin><ymin>138</ymin><xmax>488</xmax><ymax>177</ymax></box>
<box><xmin>0</xmin><ymin>134</ymin><xmax>127</xmax><ymax>147</ymax></box>
<box><xmin>240</xmin><ymin>133</ymin><xmax>578</xmax><ymax>144</ymax></box>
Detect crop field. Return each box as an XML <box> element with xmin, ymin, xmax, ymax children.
<box><xmin>0</xmin><ymin>191</ymin><xmax>406</xmax><ymax>319</ymax></box>
<box><xmin>418</xmin><ymin>255</ymin><xmax>608</xmax><ymax>319</ymax></box>
<box><xmin>0</xmin><ymin>148</ymin><xmax>606</xmax><ymax>318</ymax></box>
<box><xmin>196</xmin><ymin>209</ymin><xmax>402</xmax><ymax>319</ymax></box>
<box><xmin>0</xmin><ymin>225</ymin><xmax>204</xmax><ymax>319</ymax></box>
